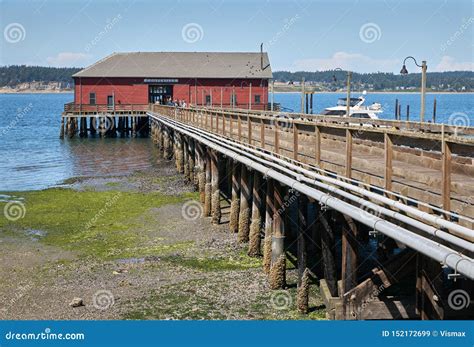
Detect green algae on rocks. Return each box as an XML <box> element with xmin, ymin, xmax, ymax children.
<box><xmin>0</xmin><ymin>188</ymin><xmax>198</xmax><ymax>259</ymax></box>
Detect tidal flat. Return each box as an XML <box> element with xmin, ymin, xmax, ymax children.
<box><xmin>0</xmin><ymin>160</ymin><xmax>325</xmax><ymax>320</ymax></box>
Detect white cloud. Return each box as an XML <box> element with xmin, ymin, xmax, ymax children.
<box><xmin>46</xmin><ymin>52</ymin><xmax>92</xmax><ymax>67</ymax></box>
<box><xmin>288</xmin><ymin>52</ymin><xmax>399</xmax><ymax>73</ymax></box>
<box><xmin>434</xmin><ymin>56</ymin><xmax>474</xmax><ymax>72</ymax></box>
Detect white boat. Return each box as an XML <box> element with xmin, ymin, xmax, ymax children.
<box><xmin>321</xmin><ymin>92</ymin><xmax>382</xmax><ymax>119</ymax></box>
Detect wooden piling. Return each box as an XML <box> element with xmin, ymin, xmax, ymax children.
<box><xmin>229</xmin><ymin>161</ymin><xmax>241</xmax><ymax>233</ymax></box>
<box><xmin>188</xmin><ymin>139</ymin><xmax>195</xmax><ymax>185</ymax></box>
<box><xmin>416</xmin><ymin>254</ymin><xmax>445</xmax><ymax>320</ymax></box>
<box><xmin>263</xmin><ymin>178</ymin><xmax>274</xmax><ymax>274</ymax></box>
<box><xmin>90</xmin><ymin>117</ymin><xmax>97</xmax><ymax>135</ymax></box>
<box><xmin>176</xmin><ymin>134</ymin><xmax>184</xmax><ymax>173</ymax></box>
<box><xmin>320</xmin><ymin>210</ymin><xmax>338</xmax><ymax>297</ymax></box>
<box><xmin>237</xmin><ymin>164</ymin><xmax>252</xmax><ymax>243</ymax></box>
<box><xmin>297</xmin><ymin>194</ymin><xmax>310</xmax><ymax>313</ymax></box>
<box><xmin>203</xmin><ymin>147</ymin><xmax>212</xmax><ymax>217</ymax></box>
<box><xmin>132</xmin><ymin>116</ymin><xmax>137</xmax><ymax>137</ymax></box>
<box><xmin>195</xmin><ymin>142</ymin><xmax>206</xmax><ymax>203</ymax></box>
<box><xmin>183</xmin><ymin>137</ymin><xmax>190</xmax><ymax>180</ymax></box>
<box><xmin>210</xmin><ymin>150</ymin><xmax>221</xmax><ymax>225</ymax></box>
<box><xmin>340</xmin><ymin>214</ymin><xmax>359</xmax><ymax>317</ymax></box>
<box><xmin>269</xmin><ymin>181</ymin><xmax>286</xmax><ymax>290</ymax></box>
<box><xmin>248</xmin><ymin>171</ymin><xmax>263</xmax><ymax>257</ymax></box>
<box><xmin>59</xmin><ymin>117</ymin><xmax>65</xmax><ymax>139</ymax></box>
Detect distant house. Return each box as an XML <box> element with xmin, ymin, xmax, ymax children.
<box><xmin>71</xmin><ymin>52</ymin><xmax>273</xmax><ymax>110</ymax></box>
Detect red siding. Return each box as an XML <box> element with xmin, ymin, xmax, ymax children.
<box><xmin>74</xmin><ymin>77</ymin><xmax>269</xmax><ymax>110</ymax></box>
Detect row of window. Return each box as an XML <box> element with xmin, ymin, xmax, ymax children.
<box><xmin>88</xmin><ymin>92</ymin><xmax>261</xmax><ymax>105</ymax></box>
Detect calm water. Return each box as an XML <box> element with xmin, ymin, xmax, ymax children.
<box><xmin>0</xmin><ymin>92</ymin><xmax>472</xmax><ymax>191</ymax></box>
<box><xmin>0</xmin><ymin>93</ymin><xmax>158</xmax><ymax>191</ymax></box>
<box><xmin>273</xmin><ymin>92</ymin><xmax>474</xmax><ymax>122</ymax></box>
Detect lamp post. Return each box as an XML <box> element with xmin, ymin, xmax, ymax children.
<box><xmin>333</xmin><ymin>68</ymin><xmax>352</xmax><ymax>117</ymax></box>
<box><xmin>400</xmin><ymin>56</ymin><xmax>427</xmax><ymax>122</ymax></box>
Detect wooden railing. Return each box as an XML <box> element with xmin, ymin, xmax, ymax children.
<box><xmin>63</xmin><ymin>103</ymin><xmax>150</xmax><ymax>113</ymax></box>
<box><xmin>150</xmin><ymin>104</ymin><xmax>474</xmax><ymax>227</ymax></box>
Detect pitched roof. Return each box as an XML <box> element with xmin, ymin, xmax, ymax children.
<box><xmin>73</xmin><ymin>52</ymin><xmax>272</xmax><ymax>79</ymax></box>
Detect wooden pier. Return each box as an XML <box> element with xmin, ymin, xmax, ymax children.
<box><xmin>62</xmin><ymin>103</ymin><xmax>474</xmax><ymax>320</ymax></box>
<box><xmin>60</xmin><ymin>103</ymin><xmax>150</xmax><ymax>138</ymax></box>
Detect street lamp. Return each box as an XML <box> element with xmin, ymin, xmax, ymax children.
<box><xmin>333</xmin><ymin>68</ymin><xmax>352</xmax><ymax>117</ymax></box>
<box><xmin>400</xmin><ymin>56</ymin><xmax>427</xmax><ymax>122</ymax></box>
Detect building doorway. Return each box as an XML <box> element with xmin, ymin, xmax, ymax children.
<box><xmin>149</xmin><ymin>85</ymin><xmax>172</xmax><ymax>104</ymax></box>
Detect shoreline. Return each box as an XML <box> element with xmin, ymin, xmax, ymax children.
<box><xmin>272</xmin><ymin>90</ymin><xmax>474</xmax><ymax>94</ymax></box>
<box><xmin>0</xmin><ymin>90</ymin><xmax>73</xmax><ymax>94</ymax></box>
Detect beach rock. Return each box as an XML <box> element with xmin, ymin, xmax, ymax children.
<box><xmin>69</xmin><ymin>297</ymin><xmax>84</xmax><ymax>308</ymax></box>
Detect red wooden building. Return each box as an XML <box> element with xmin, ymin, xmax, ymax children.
<box><xmin>72</xmin><ymin>52</ymin><xmax>272</xmax><ymax>111</ymax></box>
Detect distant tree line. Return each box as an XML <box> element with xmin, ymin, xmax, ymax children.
<box><xmin>0</xmin><ymin>65</ymin><xmax>472</xmax><ymax>91</ymax></box>
<box><xmin>272</xmin><ymin>70</ymin><xmax>474</xmax><ymax>91</ymax></box>
<box><xmin>0</xmin><ymin>65</ymin><xmax>81</xmax><ymax>87</ymax></box>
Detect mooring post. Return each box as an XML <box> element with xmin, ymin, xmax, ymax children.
<box><xmin>248</xmin><ymin>171</ymin><xmax>263</xmax><ymax>257</ymax></box>
<box><xmin>262</xmin><ymin>178</ymin><xmax>274</xmax><ymax>274</ymax></box>
<box><xmin>297</xmin><ymin>193</ymin><xmax>310</xmax><ymax>313</ymax></box>
<box><xmin>210</xmin><ymin>149</ymin><xmax>221</xmax><ymax>225</ymax></box>
<box><xmin>229</xmin><ymin>161</ymin><xmax>241</xmax><ymax>233</ymax></box>
<box><xmin>237</xmin><ymin>164</ymin><xmax>252</xmax><ymax>243</ymax></box>
<box><xmin>269</xmin><ymin>180</ymin><xmax>286</xmax><ymax>290</ymax></box>
<box><xmin>203</xmin><ymin>147</ymin><xmax>212</xmax><ymax>217</ymax></box>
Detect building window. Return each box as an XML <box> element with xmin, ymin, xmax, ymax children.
<box><xmin>254</xmin><ymin>95</ymin><xmax>261</xmax><ymax>104</ymax></box>
<box><xmin>205</xmin><ymin>95</ymin><xmax>211</xmax><ymax>105</ymax></box>
<box><xmin>89</xmin><ymin>93</ymin><xmax>96</xmax><ymax>105</ymax></box>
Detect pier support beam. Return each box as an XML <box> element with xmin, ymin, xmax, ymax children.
<box><xmin>416</xmin><ymin>254</ymin><xmax>445</xmax><ymax>320</ymax></box>
<box><xmin>175</xmin><ymin>134</ymin><xmax>184</xmax><ymax>173</ymax></box>
<box><xmin>210</xmin><ymin>150</ymin><xmax>221</xmax><ymax>225</ymax></box>
<box><xmin>183</xmin><ymin>137</ymin><xmax>190</xmax><ymax>180</ymax></box>
<box><xmin>237</xmin><ymin>164</ymin><xmax>252</xmax><ymax>243</ymax></box>
<box><xmin>229</xmin><ymin>161</ymin><xmax>241</xmax><ymax>233</ymax></box>
<box><xmin>59</xmin><ymin>117</ymin><xmax>65</xmax><ymax>139</ymax></box>
<box><xmin>90</xmin><ymin>117</ymin><xmax>96</xmax><ymax>135</ymax></box>
<box><xmin>263</xmin><ymin>178</ymin><xmax>274</xmax><ymax>274</ymax></box>
<box><xmin>132</xmin><ymin>116</ymin><xmax>137</xmax><ymax>138</ymax></box>
<box><xmin>320</xmin><ymin>210</ymin><xmax>338</xmax><ymax>298</ymax></box>
<box><xmin>196</xmin><ymin>143</ymin><xmax>206</xmax><ymax>203</ymax></box>
<box><xmin>203</xmin><ymin>147</ymin><xmax>212</xmax><ymax>217</ymax></box>
<box><xmin>269</xmin><ymin>181</ymin><xmax>286</xmax><ymax>290</ymax></box>
<box><xmin>248</xmin><ymin>171</ymin><xmax>263</xmax><ymax>256</ymax></box>
<box><xmin>188</xmin><ymin>139</ymin><xmax>195</xmax><ymax>184</ymax></box>
<box><xmin>340</xmin><ymin>214</ymin><xmax>359</xmax><ymax>296</ymax></box>
<box><xmin>296</xmin><ymin>194</ymin><xmax>310</xmax><ymax>313</ymax></box>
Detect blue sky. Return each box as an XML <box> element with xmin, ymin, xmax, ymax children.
<box><xmin>1</xmin><ymin>0</ymin><xmax>473</xmax><ymax>73</ymax></box>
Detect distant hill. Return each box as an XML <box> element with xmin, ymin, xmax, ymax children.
<box><xmin>272</xmin><ymin>70</ymin><xmax>474</xmax><ymax>92</ymax></box>
<box><xmin>0</xmin><ymin>65</ymin><xmax>472</xmax><ymax>92</ymax></box>
<box><xmin>0</xmin><ymin>65</ymin><xmax>81</xmax><ymax>88</ymax></box>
